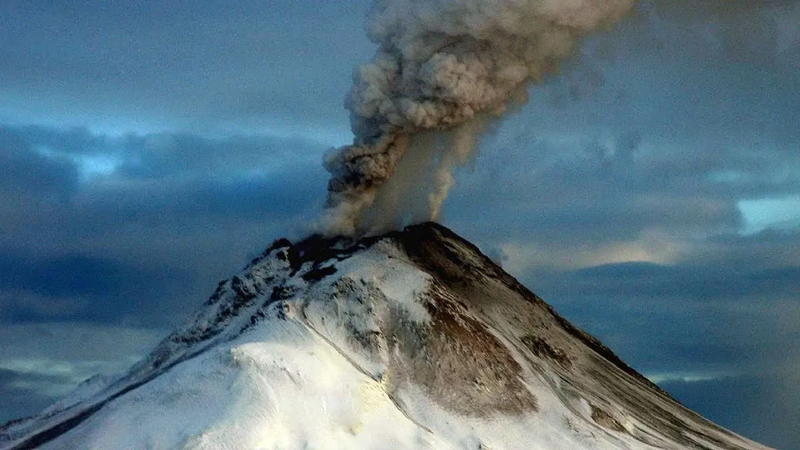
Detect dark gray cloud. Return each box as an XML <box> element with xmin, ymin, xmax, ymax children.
<box><xmin>562</xmin><ymin>260</ymin><xmax>800</xmax><ymax>302</ymax></box>
<box><xmin>446</xmin><ymin>133</ymin><xmax>798</xmax><ymax>256</ymax></box>
<box><xmin>532</xmin><ymin>0</ymin><xmax>800</xmax><ymax>150</ymax></box>
<box><xmin>10</xmin><ymin>124</ymin><xmax>324</xmax><ymax>176</ymax></box>
<box><xmin>0</xmin><ymin>252</ymin><xmax>192</xmax><ymax>324</ymax></box>
<box><xmin>661</xmin><ymin>374</ymin><xmax>800</xmax><ymax>450</ymax></box>
<box><xmin>0</xmin><ymin>126</ymin><xmax>79</xmax><ymax>195</ymax></box>
<box><xmin>0</xmin><ymin>1</ymin><xmax>373</xmax><ymax>134</ymax></box>
<box><xmin>528</xmin><ymin>257</ymin><xmax>799</xmax><ymax>368</ymax></box>
<box><xmin>0</xmin><ymin>323</ymin><xmax>165</xmax><ymax>423</ymax></box>
<box><xmin>0</xmin><ymin>368</ymin><xmax>65</xmax><ymax>423</ymax></box>
<box><xmin>0</xmin><ymin>124</ymin><xmax>328</xmax><ymax>327</ymax></box>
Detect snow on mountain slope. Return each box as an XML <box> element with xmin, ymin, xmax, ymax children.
<box><xmin>0</xmin><ymin>223</ymin><xmax>773</xmax><ymax>450</ymax></box>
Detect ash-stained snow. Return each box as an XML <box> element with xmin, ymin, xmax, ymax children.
<box><xmin>0</xmin><ymin>223</ymin><xmax>773</xmax><ymax>450</ymax></box>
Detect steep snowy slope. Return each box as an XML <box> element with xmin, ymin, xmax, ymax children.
<box><xmin>0</xmin><ymin>223</ymin><xmax>772</xmax><ymax>450</ymax></box>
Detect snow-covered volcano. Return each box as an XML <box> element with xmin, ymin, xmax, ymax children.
<box><xmin>0</xmin><ymin>223</ymin><xmax>772</xmax><ymax>450</ymax></box>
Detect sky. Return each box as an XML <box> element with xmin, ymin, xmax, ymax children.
<box><xmin>0</xmin><ymin>0</ymin><xmax>798</xmax><ymax>448</ymax></box>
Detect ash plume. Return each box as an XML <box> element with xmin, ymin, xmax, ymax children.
<box><xmin>322</xmin><ymin>0</ymin><xmax>637</xmax><ymax>236</ymax></box>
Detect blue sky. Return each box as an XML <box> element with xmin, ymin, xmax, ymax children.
<box><xmin>1</xmin><ymin>1</ymin><xmax>799</xmax><ymax>448</ymax></box>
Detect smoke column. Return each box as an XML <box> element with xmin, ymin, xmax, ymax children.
<box><xmin>323</xmin><ymin>0</ymin><xmax>636</xmax><ymax>236</ymax></box>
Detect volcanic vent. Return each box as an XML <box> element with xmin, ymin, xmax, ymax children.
<box><xmin>1</xmin><ymin>223</ymin><xmax>771</xmax><ymax>450</ymax></box>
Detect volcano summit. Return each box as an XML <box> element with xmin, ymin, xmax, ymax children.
<box><xmin>0</xmin><ymin>223</ymin><xmax>771</xmax><ymax>450</ymax></box>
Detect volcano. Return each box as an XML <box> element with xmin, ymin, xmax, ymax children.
<box><xmin>0</xmin><ymin>222</ymin><xmax>771</xmax><ymax>450</ymax></box>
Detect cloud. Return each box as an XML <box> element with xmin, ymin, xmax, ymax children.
<box><xmin>0</xmin><ymin>126</ymin><xmax>79</xmax><ymax>196</ymax></box>
<box><xmin>561</xmin><ymin>261</ymin><xmax>800</xmax><ymax>303</ymax></box>
<box><xmin>0</xmin><ymin>368</ymin><xmax>65</xmax><ymax>423</ymax></box>
<box><xmin>659</xmin><ymin>373</ymin><xmax>800</xmax><ymax>450</ymax></box>
<box><xmin>8</xmin><ymin>124</ymin><xmax>326</xmax><ymax>178</ymax></box>
<box><xmin>0</xmin><ymin>252</ymin><xmax>194</xmax><ymax>324</ymax></box>
<box><xmin>0</xmin><ymin>323</ymin><xmax>164</xmax><ymax>422</ymax></box>
<box><xmin>444</xmin><ymin>140</ymin><xmax>794</xmax><ymax>261</ymax></box>
<box><xmin>0</xmin><ymin>1</ymin><xmax>374</xmax><ymax>135</ymax></box>
<box><xmin>0</xmin><ymin>124</ymin><xmax>328</xmax><ymax>327</ymax></box>
<box><xmin>518</xmin><ymin>0</ymin><xmax>800</xmax><ymax>152</ymax></box>
<box><xmin>648</xmin><ymin>0</ymin><xmax>800</xmax><ymax>64</ymax></box>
